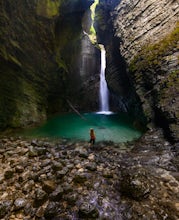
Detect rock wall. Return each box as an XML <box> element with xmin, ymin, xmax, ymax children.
<box><xmin>112</xmin><ymin>0</ymin><xmax>179</xmax><ymax>141</ymax></box>
<box><xmin>0</xmin><ymin>0</ymin><xmax>99</xmax><ymax>130</ymax></box>
<box><xmin>95</xmin><ymin>0</ymin><xmax>146</xmax><ymax>124</ymax></box>
<box><xmin>95</xmin><ymin>0</ymin><xmax>179</xmax><ymax>141</ymax></box>
<box><xmin>55</xmin><ymin>7</ymin><xmax>100</xmax><ymax>112</ymax></box>
<box><xmin>0</xmin><ymin>0</ymin><xmax>58</xmax><ymax>129</ymax></box>
<box><xmin>113</xmin><ymin>0</ymin><xmax>179</xmax><ymax>62</ymax></box>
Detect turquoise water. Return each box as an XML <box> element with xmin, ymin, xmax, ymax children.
<box><xmin>24</xmin><ymin>112</ymin><xmax>143</xmax><ymax>143</ymax></box>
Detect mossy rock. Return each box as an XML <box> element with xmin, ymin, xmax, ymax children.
<box><xmin>36</xmin><ymin>0</ymin><xmax>61</xmax><ymax>18</ymax></box>
<box><xmin>129</xmin><ymin>22</ymin><xmax>179</xmax><ymax>74</ymax></box>
<box><xmin>128</xmin><ymin>23</ymin><xmax>179</xmax><ymax>142</ymax></box>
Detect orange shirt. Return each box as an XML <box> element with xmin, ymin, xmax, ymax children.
<box><xmin>90</xmin><ymin>130</ymin><xmax>95</xmax><ymax>139</ymax></box>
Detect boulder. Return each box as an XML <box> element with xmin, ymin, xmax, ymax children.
<box><xmin>86</xmin><ymin>162</ymin><xmax>97</xmax><ymax>171</ymax></box>
<box><xmin>4</xmin><ymin>170</ymin><xmax>14</xmax><ymax>179</ymax></box>
<box><xmin>34</xmin><ymin>189</ymin><xmax>47</xmax><ymax>207</ymax></box>
<box><xmin>50</xmin><ymin>185</ymin><xmax>64</xmax><ymax>201</ymax></box>
<box><xmin>120</xmin><ymin>167</ymin><xmax>151</xmax><ymax>200</ymax></box>
<box><xmin>42</xmin><ymin>180</ymin><xmax>56</xmax><ymax>193</ymax></box>
<box><xmin>73</xmin><ymin>174</ymin><xmax>87</xmax><ymax>184</ymax></box>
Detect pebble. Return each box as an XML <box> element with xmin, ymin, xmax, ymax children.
<box><xmin>14</xmin><ymin>198</ymin><xmax>27</xmax><ymax>210</ymax></box>
<box><xmin>86</xmin><ymin>162</ymin><xmax>97</xmax><ymax>171</ymax></box>
<box><xmin>175</xmin><ymin>203</ymin><xmax>179</xmax><ymax>211</ymax></box>
<box><xmin>0</xmin><ymin>131</ymin><xmax>178</xmax><ymax>219</ymax></box>
<box><xmin>42</xmin><ymin>180</ymin><xmax>56</xmax><ymax>193</ymax></box>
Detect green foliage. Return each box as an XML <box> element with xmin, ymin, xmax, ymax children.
<box><xmin>88</xmin><ymin>0</ymin><xmax>99</xmax><ymax>44</ymax></box>
<box><xmin>90</xmin><ymin>0</ymin><xmax>99</xmax><ymax>21</ymax></box>
<box><xmin>90</xmin><ymin>26</ymin><xmax>96</xmax><ymax>35</ymax></box>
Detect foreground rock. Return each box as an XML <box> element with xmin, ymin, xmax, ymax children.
<box><xmin>0</xmin><ymin>129</ymin><xmax>178</xmax><ymax>219</ymax></box>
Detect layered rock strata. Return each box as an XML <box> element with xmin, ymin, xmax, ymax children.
<box><xmin>96</xmin><ymin>0</ymin><xmax>179</xmax><ymax>141</ymax></box>
<box><xmin>112</xmin><ymin>0</ymin><xmax>179</xmax><ymax>142</ymax></box>
<box><xmin>113</xmin><ymin>0</ymin><xmax>179</xmax><ymax>61</ymax></box>
<box><xmin>95</xmin><ymin>0</ymin><xmax>146</xmax><ymax>123</ymax></box>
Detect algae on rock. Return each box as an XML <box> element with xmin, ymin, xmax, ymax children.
<box><xmin>36</xmin><ymin>0</ymin><xmax>61</xmax><ymax>18</ymax></box>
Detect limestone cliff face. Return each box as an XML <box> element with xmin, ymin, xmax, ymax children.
<box><xmin>55</xmin><ymin>7</ymin><xmax>100</xmax><ymax>112</ymax></box>
<box><xmin>0</xmin><ymin>0</ymin><xmax>58</xmax><ymax>129</ymax></box>
<box><xmin>113</xmin><ymin>0</ymin><xmax>179</xmax><ymax>62</ymax></box>
<box><xmin>111</xmin><ymin>0</ymin><xmax>179</xmax><ymax>141</ymax></box>
<box><xmin>0</xmin><ymin>0</ymin><xmax>98</xmax><ymax>130</ymax></box>
<box><xmin>95</xmin><ymin>0</ymin><xmax>146</xmax><ymax>123</ymax></box>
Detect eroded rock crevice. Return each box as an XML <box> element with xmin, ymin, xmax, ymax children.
<box><xmin>0</xmin><ymin>0</ymin><xmax>178</xmax><ymax>143</ymax></box>
<box><xmin>95</xmin><ymin>0</ymin><xmax>147</xmax><ymax>126</ymax></box>
<box><xmin>95</xmin><ymin>0</ymin><xmax>179</xmax><ymax>142</ymax></box>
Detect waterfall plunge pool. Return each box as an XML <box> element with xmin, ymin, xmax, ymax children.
<box><xmin>21</xmin><ymin>112</ymin><xmax>143</xmax><ymax>143</ymax></box>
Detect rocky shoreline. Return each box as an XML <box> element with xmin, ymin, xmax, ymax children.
<box><xmin>0</xmin><ymin>129</ymin><xmax>178</xmax><ymax>220</ymax></box>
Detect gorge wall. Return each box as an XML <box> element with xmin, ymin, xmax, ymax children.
<box><xmin>0</xmin><ymin>0</ymin><xmax>99</xmax><ymax>130</ymax></box>
<box><xmin>95</xmin><ymin>0</ymin><xmax>146</xmax><ymax>124</ymax></box>
<box><xmin>95</xmin><ymin>0</ymin><xmax>179</xmax><ymax>142</ymax></box>
<box><xmin>0</xmin><ymin>0</ymin><xmax>178</xmax><ymax>143</ymax></box>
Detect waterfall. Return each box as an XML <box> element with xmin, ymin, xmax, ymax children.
<box><xmin>99</xmin><ymin>46</ymin><xmax>109</xmax><ymax>113</ymax></box>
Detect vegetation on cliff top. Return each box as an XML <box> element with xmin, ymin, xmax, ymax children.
<box><xmin>88</xmin><ymin>0</ymin><xmax>99</xmax><ymax>44</ymax></box>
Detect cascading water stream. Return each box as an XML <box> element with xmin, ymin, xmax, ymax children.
<box><xmin>99</xmin><ymin>45</ymin><xmax>110</xmax><ymax>113</ymax></box>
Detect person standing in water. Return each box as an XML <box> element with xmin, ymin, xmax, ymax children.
<box><xmin>89</xmin><ymin>128</ymin><xmax>96</xmax><ymax>145</ymax></box>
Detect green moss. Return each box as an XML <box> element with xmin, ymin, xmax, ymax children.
<box><xmin>158</xmin><ymin>70</ymin><xmax>179</xmax><ymax>99</ymax></box>
<box><xmin>156</xmin><ymin>70</ymin><xmax>179</xmax><ymax>140</ymax></box>
<box><xmin>129</xmin><ymin>22</ymin><xmax>179</xmax><ymax>73</ymax></box>
<box><xmin>55</xmin><ymin>53</ymin><xmax>68</xmax><ymax>73</ymax></box>
<box><xmin>10</xmin><ymin>78</ymin><xmax>47</xmax><ymax>127</ymax></box>
<box><xmin>128</xmin><ymin>23</ymin><xmax>179</xmax><ymax>136</ymax></box>
<box><xmin>54</xmin><ymin>13</ymin><xmax>83</xmax><ymax>73</ymax></box>
<box><xmin>36</xmin><ymin>0</ymin><xmax>61</xmax><ymax>18</ymax></box>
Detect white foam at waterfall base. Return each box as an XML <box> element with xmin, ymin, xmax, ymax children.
<box><xmin>96</xmin><ymin>111</ymin><xmax>114</xmax><ymax>115</ymax></box>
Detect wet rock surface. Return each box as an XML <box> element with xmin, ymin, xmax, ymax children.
<box><xmin>0</xmin><ymin>129</ymin><xmax>178</xmax><ymax>219</ymax></box>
